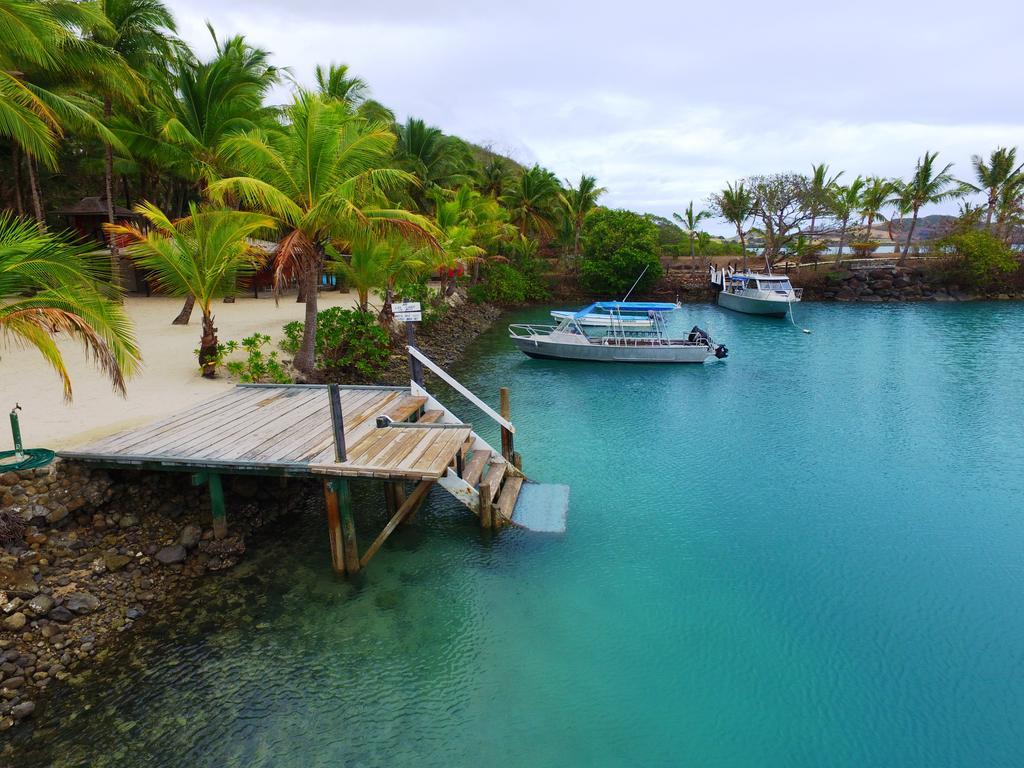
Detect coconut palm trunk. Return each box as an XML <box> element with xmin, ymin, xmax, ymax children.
<box><xmin>172</xmin><ymin>295</ymin><xmax>195</xmax><ymax>325</ymax></box>
<box><xmin>900</xmin><ymin>206</ymin><xmax>920</xmax><ymax>265</ymax></box>
<box><xmin>739</xmin><ymin>231</ymin><xmax>748</xmax><ymax>272</ymax></box>
<box><xmin>293</xmin><ymin>253</ymin><xmax>322</xmax><ymax>374</ymax></box>
<box><xmin>834</xmin><ymin>219</ymin><xmax>849</xmax><ymax>266</ymax></box>
<box><xmin>198</xmin><ymin>308</ymin><xmax>219</xmax><ymax>378</ymax></box>
<box><xmin>103</xmin><ymin>95</ymin><xmax>121</xmax><ymax>288</ymax></box>
<box><xmin>26</xmin><ymin>157</ymin><xmax>44</xmax><ymax>224</ymax></box>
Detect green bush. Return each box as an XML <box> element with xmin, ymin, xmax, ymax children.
<box><xmin>579</xmin><ymin>209</ymin><xmax>662</xmax><ymax>294</ymax></box>
<box><xmin>281</xmin><ymin>307</ymin><xmax>391</xmax><ymax>379</ymax></box>
<box><xmin>939</xmin><ymin>230</ymin><xmax>1019</xmax><ymax>285</ymax></box>
<box><xmin>225</xmin><ymin>334</ymin><xmax>291</xmax><ymax>383</ymax></box>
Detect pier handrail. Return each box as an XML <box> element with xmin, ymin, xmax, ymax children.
<box><xmin>407</xmin><ymin>346</ymin><xmax>515</xmax><ymax>434</ymax></box>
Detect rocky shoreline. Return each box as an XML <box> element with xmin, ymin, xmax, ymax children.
<box><xmin>0</xmin><ymin>463</ymin><xmax>316</xmax><ymax>744</ymax></box>
<box><xmin>0</xmin><ymin>296</ymin><xmax>505</xmax><ymax>746</ymax></box>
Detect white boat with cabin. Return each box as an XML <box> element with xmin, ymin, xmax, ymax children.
<box><xmin>709</xmin><ymin>266</ymin><xmax>802</xmax><ymax>318</ymax></box>
<box><xmin>510</xmin><ymin>302</ymin><xmax>728</xmax><ymax>363</ymax></box>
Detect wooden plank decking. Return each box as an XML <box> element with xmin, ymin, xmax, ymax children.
<box><xmin>59</xmin><ymin>384</ymin><xmax>469</xmax><ymax>481</ymax></box>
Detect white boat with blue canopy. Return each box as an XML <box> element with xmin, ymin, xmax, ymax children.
<box><xmin>510</xmin><ymin>302</ymin><xmax>728</xmax><ymax>363</ymax></box>
<box><xmin>549</xmin><ymin>301</ymin><xmax>669</xmax><ymax>327</ymax></box>
<box><xmin>709</xmin><ymin>266</ymin><xmax>802</xmax><ymax>317</ymax></box>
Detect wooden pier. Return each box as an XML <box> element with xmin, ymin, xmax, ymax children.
<box><xmin>59</xmin><ymin>349</ymin><xmax>568</xmax><ymax>575</ymax></box>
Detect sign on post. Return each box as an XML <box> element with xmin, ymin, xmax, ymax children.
<box><xmin>393</xmin><ymin>301</ymin><xmax>422</xmax><ymax>322</ymax></box>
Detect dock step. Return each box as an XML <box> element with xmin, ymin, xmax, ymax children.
<box><xmin>495</xmin><ymin>476</ymin><xmax>524</xmax><ymax>521</ymax></box>
<box><xmin>386</xmin><ymin>395</ymin><xmax>427</xmax><ymax>422</ymax></box>
<box><xmin>462</xmin><ymin>450</ymin><xmax>490</xmax><ymax>487</ymax></box>
<box><xmin>510</xmin><ymin>483</ymin><xmax>569</xmax><ymax>533</ymax></box>
<box><xmin>480</xmin><ymin>460</ymin><xmax>506</xmax><ymax>502</ymax></box>
<box><xmin>418</xmin><ymin>409</ymin><xmax>444</xmax><ymax>424</ymax></box>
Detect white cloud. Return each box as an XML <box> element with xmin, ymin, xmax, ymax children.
<box><xmin>169</xmin><ymin>0</ymin><xmax>1024</xmax><ymax>234</ymax></box>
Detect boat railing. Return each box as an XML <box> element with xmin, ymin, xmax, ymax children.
<box><xmin>509</xmin><ymin>323</ymin><xmax>557</xmax><ymax>338</ymax></box>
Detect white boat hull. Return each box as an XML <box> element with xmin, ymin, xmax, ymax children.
<box><xmin>511</xmin><ymin>335</ymin><xmax>715</xmax><ymax>363</ymax></box>
<box><xmin>717</xmin><ymin>291</ymin><xmax>794</xmax><ymax>317</ymax></box>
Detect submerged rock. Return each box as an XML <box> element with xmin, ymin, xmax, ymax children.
<box><xmin>65</xmin><ymin>592</ymin><xmax>100</xmax><ymax>615</ymax></box>
<box><xmin>47</xmin><ymin>606</ymin><xmax>73</xmax><ymax>623</ymax></box>
<box><xmin>26</xmin><ymin>594</ymin><xmax>54</xmax><ymax>616</ymax></box>
<box><xmin>155</xmin><ymin>545</ymin><xmax>186</xmax><ymax>565</ymax></box>
<box><xmin>1</xmin><ymin>613</ymin><xmax>26</xmax><ymax>631</ymax></box>
<box><xmin>10</xmin><ymin>700</ymin><xmax>35</xmax><ymax>720</ymax></box>
<box><xmin>178</xmin><ymin>525</ymin><xmax>202</xmax><ymax>550</ymax></box>
<box><xmin>103</xmin><ymin>553</ymin><xmax>132</xmax><ymax>572</ymax></box>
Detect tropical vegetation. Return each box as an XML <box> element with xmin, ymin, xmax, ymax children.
<box><xmin>1</xmin><ymin>0</ymin><xmax>1022</xmax><ymax>391</ymax></box>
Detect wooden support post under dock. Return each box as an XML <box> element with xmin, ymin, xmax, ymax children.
<box><xmin>360</xmin><ymin>480</ymin><xmax>434</xmax><ymax>568</ymax></box>
<box><xmin>500</xmin><ymin>387</ymin><xmax>514</xmax><ymax>462</ymax></box>
<box><xmin>324</xmin><ymin>477</ymin><xmax>360</xmax><ymax>576</ymax></box>
<box><xmin>479</xmin><ymin>481</ymin><xmax>493</xmax><ymax>529</ymax></box>
<box><xmin>192</xmin><ymin>472</ymin><xmax>227</xmax><ymax>539</ymax></box>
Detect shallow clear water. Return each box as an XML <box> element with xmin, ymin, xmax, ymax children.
<box><xmin>15</xmin><ymin>302</ymin><xmax>1024</xmax><ymax>767</ymax></box>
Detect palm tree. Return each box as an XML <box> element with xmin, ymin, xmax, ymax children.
<box><xmin>394</xmin><ymin>117</ymin><xmax>474</xmax><ymax>210</ymax></box>
<box><xmin>112</xmin><ymin>202</ymin><xmax>272</xmax><ymax>376</ymax></box>
<box><xmin>894</xmin><ymin>151</ymin><xmax>960</xmax><ymax>264</ymax></box>
<box><xmin>0</xmin><ymin>0</ymin><xmax>132</xmax><ymax>219</ymax></box>
<box><xmin>961</xmin><ymin>147</ymin><xmax>1023</xmax><ymax>229</ymax></box>
<box><xmin>807</xmin><ymin>163</ymin><xmax>843</xmax><ymax>257</ymax></box>
<box><xmin>712</xmin><ymin>181</ymin><xmax>755</xmax><ymax>271</ymax></box>
<box><xmin>331</xmin><ymin>237</ymin><xmax>427</xmax><ymax>321</ymax></box>
<box><xmin>559</xmin><ymin>174</ymin><xmax>606</xmax><ymax>265</ymax></box>
<box><xmin>501</xmin><ymin>165</ymin><xmax>561</xmax><ymax>239</ymax></box>
<box><xmin>208</xmin><ymin>91</ymin><xmax>437</xmax><ymax>373</ymax></box>
<box><xmin>313</xmin><ymin>63</ymin><xmax>368</xmax><ymax>109</ymax></box>
<box><xmin>0</xmin><ymin>212</ymin><xmax>140</xmax><ymax>398</ymax></box>
<box><xmin>672</xmin><ymin>201</ymin><xmax>711</xmax><ymax>267</ymax></box>
<box><xmin>857</xmin><ymin>177</ymin><xmax>895</xmax><ymax>242</ymax></box>
<box><xmin>158</xmin><ymin>28</ymin><xmax>281</xmax><ymax>324</ymax></box>
<box><xmin>477</xmin><ymin>155</ymin><xmax>512</xmax><ymax>198</ymax></box>
<box><xmin>829</xmin><ymin>176</ymin><xmax>866</xmax><ymax>264</ymax></box>
<box><xmin>89</xmin><ymin>0</ymin><xmax>179</xmax><ymax>271</ymax></box>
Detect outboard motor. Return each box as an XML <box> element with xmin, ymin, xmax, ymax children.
<box><xmin>689</xmin><ymin>325</ymin><xmax>729</xmax><ymax>359</ymax></box>
<box><xmin>688</xmin><ymin>325</ymin><xmax>712</xmax><ymax>345</ymax></box>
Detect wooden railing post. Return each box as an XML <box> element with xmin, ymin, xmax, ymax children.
<box><xmin>406</xmin><ymin>323</ymin><xmax>423</xmax><ymax>386</ymax></box>
<box><xmin>500</xmin><ymin>387</ymin><xmax>514</xmax><ymax>461</ymax></box>
<box><xmin>328</xmin><ymin>383</ymin><xmax>346</xmax><ymax>462</ymax></box>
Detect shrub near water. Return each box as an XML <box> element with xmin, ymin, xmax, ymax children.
<box><xmin>938</xmin><ymin>230</ymin><xmax>1019</xmax><ymax>286</ymax></box>
<box><xmin>579</xmin><ymin>209</ymin><xmax>662</xmax><ymax>295</ymax></box>
<box><xmin>282</xmin><ymin>307</ymin><xmax>390</xmax><ymax>380</ymax></box>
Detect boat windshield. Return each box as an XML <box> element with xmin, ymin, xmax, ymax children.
<box><xmin>758</xmin><ymin>279</ymin><xmax>793</xmax><ymax>292</ymax></box>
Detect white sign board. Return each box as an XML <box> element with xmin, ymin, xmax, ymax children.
<box><xmin>394</xmin><ymin>301</ymin><xmax>422</xmax><ymax>322</ymax></box>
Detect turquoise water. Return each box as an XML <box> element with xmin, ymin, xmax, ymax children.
<box><xmin>16</xmin><ymin>302</ymin><xmax>1024</xmax><ymax>767</ymax></box>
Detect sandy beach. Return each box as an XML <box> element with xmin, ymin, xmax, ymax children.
<box><xmin>0</xmin><ymin>291</ymin><xmax>360</xmax><ymax>451</ymax></box>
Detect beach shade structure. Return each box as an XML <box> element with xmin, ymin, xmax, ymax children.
<box><xmin>0</xmin><ymin>404</ymin><xmax>55</xmax><ymax>472</ymax></box>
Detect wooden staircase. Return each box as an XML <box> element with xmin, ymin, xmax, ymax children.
<box><xmin>456</xmin><ymin>437</ymin><xmax>523</xmax><ymax>527</ymax></box>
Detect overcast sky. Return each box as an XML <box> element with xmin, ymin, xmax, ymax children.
<box><xmin>171</xmin><ymin>0</ymin><xmax>1023</xmax><ymax>234</ymax></box>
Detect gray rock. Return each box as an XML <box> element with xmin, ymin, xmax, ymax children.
<box><xmin>155</xmin><ymin>545</ymin><xmax>186</xmax><ymax>565</ymax></box>
<box><xmin>1</xmin><ymin>613</ymin><xmax>26</xmax><ymax>631</ymax></box>
<box><xmin>26</xmin><ymin>594</ymin><xmax>54</xmax><ymax>615</ymax></box>
<box><xmin>179</xmin><ymin>525</ymin><xmax>202</xmax><ymax>550</ymax></box>
<box><xmin>64</xmin><ymin>592</ymin><xmax>100</xmax><ymax>614</ymax></box>
<box><xmin>118</xmin><ymin>514</ymin><xmax>138</xmax><ymax>528</ymax></box>
<box><xmin>47</xmin><ymin>606</ymin><xmax>73</xmax><ymax>623</ymax></box>
<box><xmin>2</xmin><ymin>676</ymin><xmax>24</xmax><ymax>689</ymax></box>
<box><xmin>11</xmin><ymin>700</ymin><xmax>34</xmax><ymax>720</ymax></box>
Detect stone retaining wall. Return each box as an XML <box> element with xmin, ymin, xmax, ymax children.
<box><xmin>803</xmin><ymin>267</ymin><xmax>1024</xmax><ymax>303</ymax></box>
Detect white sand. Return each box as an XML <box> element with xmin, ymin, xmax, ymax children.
<box><xmin>0</xmin><ymin>291</ymin><xmax>361</xmax><ymax>451</ymax></box>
